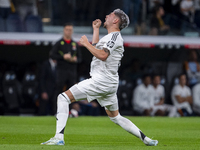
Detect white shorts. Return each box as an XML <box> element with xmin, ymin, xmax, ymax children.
<box><xmin>69</xmin><ymin>78</ymin><xmax>118</xmax><ymax>110</ymax></box>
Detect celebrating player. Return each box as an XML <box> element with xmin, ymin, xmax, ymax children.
<box><xmin>41</xmin><ymin>9</ymin><xmax>158</xmax><ymax>146</ymax></box>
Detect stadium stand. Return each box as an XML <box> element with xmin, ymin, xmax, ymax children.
<box><xmin>3</xmin><ymin>71</ymin><xmax>20</xmax><ymax>114</ymax></box>
<box><xmin>25</xmin><ymin>15</ymin><xmax>43</xmax><ymax>33</ymax></box>
<box><xmin>0</xmin><ymin>16</ymin><xmax>6</xmax><ymax>31</ymax></box>
<box><xmin>5</xmin><ymin>13</ymin><xmax>24</xmax><ymax>32</ymax></box>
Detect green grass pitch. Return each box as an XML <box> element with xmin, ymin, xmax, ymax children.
<box><xmin>0</xmin><ymin>116</ymin><xmax>200</xmax><ymax>150</ymax></box>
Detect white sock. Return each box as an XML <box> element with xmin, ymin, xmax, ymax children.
<box><xmin>54</xmin><ymin>92</ymin><xmax>71</xmax><ymax>140</ymax></box>
<box><xmin>109</xmin><ymin>114</ymin><xmax>151</xmax><ymax>144</ymax></box>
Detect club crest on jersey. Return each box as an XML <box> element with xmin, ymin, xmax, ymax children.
<box><xmin>72</xmin><ymin>42</ymin><xmax>77</xmax><ymax>51</ymax></box>
<box><xmin>107</xmin><ymin>40</ymin><xmax>115</xmax><ymax>48</ymax></box>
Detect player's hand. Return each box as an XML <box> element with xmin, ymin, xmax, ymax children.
<box><xmin>63</xmin><ymin>53</ymin><xmax>72</xmax><ymax>61</ymax></box>
<box><xmin>70</xmin><ymin>56</ymin><xmax>77</xmax><ymax>62</ymax></box>
<box><xmin>92</xmin><ymin>19</ymin><xmax>102</xmax><ymax>29</ymax></box>
<box><xmin>80</xmin><ymin>35</ymin><xmax>89</xmax><ymax>47</ymax></box>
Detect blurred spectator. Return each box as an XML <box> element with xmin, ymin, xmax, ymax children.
<box><xmin>192</xmin><ymin>82</ymin><xmax>200</xmax><ymax>115</ymax></box>
<box><xmin>149</xmin><ymin>5</ymin><xmax>170</xmax><ymax>35</ymax></box>
<box><xmin>38</xmin><ymin>58</ymin><xmax>57</xmax><ymax>115</ymax></box>
<box><xmin>122</xmin><ymin>59</ymin><xmax>143</xmax><ymax>84</ymax></box>
<box><xmin>50</xmin><ymin>23</ymin><xmax>81</xmax><ymax>114</ymax></box>
<box><xmin>194</xmin><ymin>0</ymin><xmax>200</xmax><ymax>28</ymax></box>
<box><xmin>171</xmin><ymin>74</ymin><xmax>193</xmax><ymax>116</ymax></box>
<box><xmin>13</xmin><ymin>0</ymin><xmax>38</xmax><ymax>21</ymax></box>
<box><xmin>184</xmin><ymin>50</ymin><xmax>200</xmax><ymax>87</ymax></box>
<box><xmin>123</xmin><ymin>0</ymin><xmax>142</xmax><ymax>26</ymax></box>
<box><xmin>152</xmin><ymin>75</ymin><xmax>179</xmax><ymax>117</ymax></box>
<box><xmin>72</xmin><ymin>100</ymin><xmax>100</xmax><ymax>116</ymax></box>
<box><xmin>171</xmin><ymin>0</ymin><xmax>182</xmax><ymax>16</ymax></box>
<box><xmin>79</xmin><ymin>100</ymin><xmax>100</xmax><ymax>116</ymax></box>
<box><xmin>180</xmin><ymin>0</ymin><xmax>195</xmax><ymax>23</ymax></box>
<box><xmin>148</xmin><ymin>0</ymin><xmax>164</xmax><ymax>10</ymax></box>
<box><xmin>0</xmin><ymin>0</ymin><xmax>12</xmax><ymax>19</ymax></box>
<box><xmin>52</xmin><ymin>0</ymin><xmax>76</xmax><ymax>25</ymax></box>
<box><xmin>132</xmin><ymin>74</ymin><xmax>154</xmax><ymax>116</ymax></box>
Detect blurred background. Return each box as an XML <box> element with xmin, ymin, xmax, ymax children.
<box><xmin>0</xmin><ymin>0</ymin><xmax>200</xmax><ymax>117</ymax></box>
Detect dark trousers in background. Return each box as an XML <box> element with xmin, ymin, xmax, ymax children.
<box><xmin>53</xmin><ymin>69</ymin><xmax>77</xmax><ymax>114</ymax></box>
<box><xmin>0</xmin><ymin>8</ymin><xmax>11</xmax><ymax>19</ymax></box>
<box><xmin>38</xmin><ymin>95</ymin><xmax>55</xmax><ymax>115</ymax></box>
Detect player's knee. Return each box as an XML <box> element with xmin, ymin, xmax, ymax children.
<box><xmin>109</xmin><ymin>114</ymin><xmax>121</xmax><ymax>125</ymax></box>
<box><xmin>57</xmin><ymin>93</ymin><xmax>71</xmax><ymax>104</ymax></box>
<box><xmin>57</xmin><ymin>94</ymin><xmax>63</xmax><ymax>102</ymax></box>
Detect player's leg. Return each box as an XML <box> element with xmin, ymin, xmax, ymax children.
<box><xmin>105</xmin><ymin>103</ymin><xmax>158</xmax><ymax>146</ymax></box>
<box><xmin>151</xmin><ymin>105</ymin><xmax>165</xmax><ymax>116</ymax></box>
<box><xmin>41</xmin><ymin>85</ymin><xmax>87</xmax><ymax>145</ymax></box>
<box><xmin>164</xmin><ymin>104</ymin><xmax>180</xmax><ymax>117</ymax></box>
<box><xmin>54</xmin><ymin>90</ymin><xmax>75</xmax><ymax>139</ymax></box>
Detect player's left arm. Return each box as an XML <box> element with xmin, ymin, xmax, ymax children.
<box><xmin>186</xmin><ymin>96</ymin><xmax>193</xmax><ymax>104</ymax></box>
<box><xmin>155</xmin><ymin>98</ymin><xmax>164</xmax><ymax>105</ymax></box>
<box><xmin>92</xmin><ymin>19</ymin><xmax>101</xmax><ymax>46</ymax></box>
<box><xmin>80</xmin><ymin>35</ymin><xmax>109</xmax><ymax>61</ymax></box>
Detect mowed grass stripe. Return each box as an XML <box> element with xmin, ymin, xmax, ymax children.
<box><xmin>0</xmin><ymin>116</ymin><xmax>200</xmax><ymax>150</ymax></box>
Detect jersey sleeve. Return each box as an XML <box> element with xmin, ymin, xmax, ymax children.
<box><xmin>173</xmin><ymin>86</ymin><xmax>180</xmax><ymax>96</ymax></box>
<box><xmin>102</xmin><ymin>32</ymin><xmax>120</xmax><ymax>54</ymax></box>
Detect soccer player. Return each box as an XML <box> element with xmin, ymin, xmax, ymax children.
<box><xmin>152</xmin><ymin>75</ymin><xmax>178</xmax><ymax>117</ymax></box>
<box><xmin>41</xmin><ymin>9</ymin><xmax>158</xmax><ymax>146</ymax></box>
<box><xmin>192</xmin><ymin>82</ymin><xmax>200</xmax><ymax>115</ymax></box>
<box><xmin>171</xmin><ymin>74</ymin><xmax>193</xmax><ymax>116</ymax></box>
<box><xmin>132</xmin><ymin>74</ymin><xmax>154</xmax><ymax>116</ymax></box>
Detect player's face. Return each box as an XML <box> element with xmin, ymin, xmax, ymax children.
<box><xmin>144</xmin><ymin>76</ymin><xmax>151</xmax><ymax>86</ymax></box>
<box><xmin>153</xmin><ymin>76</ymin><xmax>160</xmax><ymax>86</ymax></box>
<box><xmin>159</xmin><ymin>7</ymin><xmax>165</xmax><ymax>16</ymax></box>
<box><xmin>179</xmin><ymin>75</ymin><xmax>186</xmax><ymax>86</ymax></box>
<box><xmin>190</xmin><ymin>51</ymin><xmax>197</xmax><ymax>61</ymax></box>
<box><xmin>63</xmin><ymin>25</ymin><xmax>73</xmax><ymax>39</ymax></box>
<box><xmin>103</xmin><ymin>12</ymin><xmax>116</xmax><ymax>28</ymax></box>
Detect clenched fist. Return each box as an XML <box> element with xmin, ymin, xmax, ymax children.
<box><xmin>92</xmin><ymin>19</ymin><xmax>102</xmax><ymax>29</ymax></box>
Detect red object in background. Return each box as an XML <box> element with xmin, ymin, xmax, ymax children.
<box><xmin>0</xmin><ymin>40</ymin><xmax>31</xmax><ymax>45</ymax></box>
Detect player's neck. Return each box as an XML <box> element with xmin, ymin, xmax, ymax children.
<box><xmin>144</xmin><ymin>83</ymin><xmax>149</xmax><ymax>87</ymax></box>
<box><xmin>153</xmin><ymin>84</ymin><xmax>158</xmax><ymax>88</ymax></box>
<box><xmin>107</xmin><ymin>27</ymin><xmax>120</xmax><ymax>34</ymax></box>
<box><xmin>63</xmin><ymin>36</ymin><xmax>71</xmax><ymax>41</ymax></box>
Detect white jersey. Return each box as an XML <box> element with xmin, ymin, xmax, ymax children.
<box><xmin>180</xmin><ymin>0</ymin><xmax>194</xmax><ymax>16</ymax></box>
<box><xmin>132</xmin><ymin>84</ymin><xmax>154</xmax><ymax>113</ymax></box>
<box><xmin>171</xmin><ymin>84</ymin><xmax>192</xmax><ymax>113</ymax></box>
<box><xmin>90</xmin><ymin>31</ymin><xmax>124</xmax><ymax>91</ymax></box>
<box><xmin>151</xmin><ymin>84</ymin><xmax>179</xmax><ymax>117</ymax></box>
<box><xmin>0</xmin><ymin>0</ymin><xmax>10</xmax><ymax>8</ymax></box>
<box><xmin>152</xmin><ymin>84</ymin><xmax>165</xmax><ymax>104</ymax></box>
<box><xmin>192</xmin><ymin>83</ymin><xmax>200</xmax><ymax>114</ymax></box>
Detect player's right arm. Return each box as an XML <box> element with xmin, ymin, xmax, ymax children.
<box><xmin>175</xmin><ymin>87</ymin><xmax>192</xmax><ymax>104</ymax></box>
<box><xmin>92</xmin><ymin>19</ymin><xmax>101</xmax><ymax>46</ymax></box>
<box><xmin>80</xmin><ymin>35</ymin><xmax>109</xmax><ymax>61</ymax></box>
<box><xmin>175</xmin><ymin>95</ymin><xmax>192</xmax><ymax>104</ymax></box>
